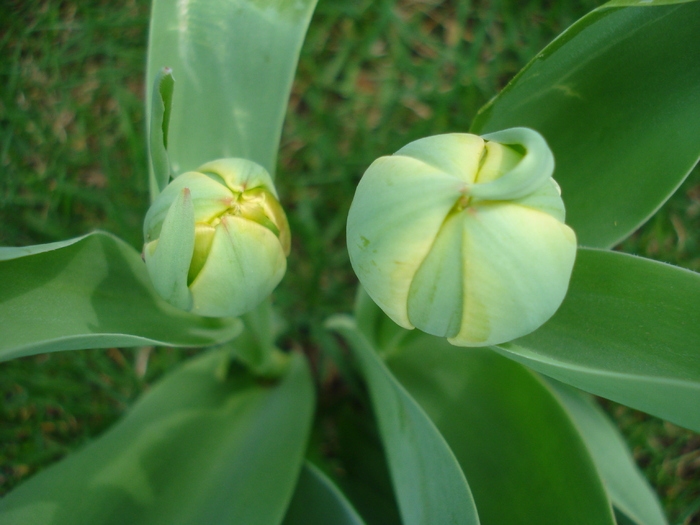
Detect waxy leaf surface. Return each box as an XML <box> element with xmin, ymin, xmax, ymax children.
<box><xmin>146</xmin><ymin>0</ymin><xmax>319</xmax><ymax>176</ymax></box>
<box><xmin>496</xmin><ymin>248</ymin><xmax>700</xmax><ymax>431</ymax></box>
<box><xmin>0</xmin><ymin>349</ymin><xmax>315</xmax><ymax>525</ymax></box>
<box><xmin>387</xmin><ymin>337</ymin><xmax>616</xmax><ymax>525</ymax></box>
<box><xmin>548</xmin><ymin>381</ymin><xmax>667</xmax><ymax>525</ymax></box>
<box><xmin>0</xmin><ymin>232</ymin><xmax>241</xmax><ymax>361</ymax></box>
<box><xmin>471</xmin><ymin>1</ymin><xmax>700</xmax><ymax>248</ymax></box>
<box><xmin>327</xmin><ymin>316</ymin><xmax>480</xmax><ymax>525</ymax></box>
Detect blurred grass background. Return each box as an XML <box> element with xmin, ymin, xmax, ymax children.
<box><xmin>0</xmin><ymin>0</ymin><xmax>699</xmax><ymax>522</ymax></box>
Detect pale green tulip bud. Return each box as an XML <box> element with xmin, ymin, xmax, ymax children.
<box><xmin>143</xmin><ymin>158</ymin><xmax>290</xmax><ymax>317</ymax></box>
<box><xmin>347</xmin><ymin>128</ymin><xmax>577</xmax><ymax>347</ymax></box>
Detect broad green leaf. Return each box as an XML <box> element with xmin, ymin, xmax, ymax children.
<box><xmin>495</xmin><ymin>248</ymin><xmax>700</xmax><ymax>431</ymax></box>
<box><xmin>148</xmin><ymin>67</ymin><xmax>174</xmax><ymax>199</ymax></box>
<box><xmin>387</xmin><ymin>336</ymin><xmax>616</xmax><ymax>525</ymax></box>
<box><xmin>326</xmin><ymin>315</ymin><xmax>480</xmax><ymax>525</ymax></box>
<box><xmin>146</xmin><ymin>0</ymin><xmax>319</xmax><ymax>177</ymax></box>
<box><xmin>0</xmin><ymin>348</ymin><xmax>315</xmax><ymax>525</ymax></box>
<box><xmin>471</xmin><ymin>1</ymin><xmax>700</xmax><ymax>248</ymax></box>
<box><xmin>547</xmin><ymin>381</ymin><xmax>667</xmax><ymax>525</ymax></box>
<box><xmin>282</xmin><ymin>462</ymin><xmax>367</xmax><ymax>525</ymax></box>
<box><xmin>0</xmin><ymin>232</ymin><xmax>242</xmax><ymax>362</ymax></box>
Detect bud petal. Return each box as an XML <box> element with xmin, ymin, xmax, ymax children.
<box><xmin>241</xmin><ymin>187</ymin><xmax>291</xmax><ymax>256</ymax></box>
<box><xmin>143</xmin><ymin>158</ymin><xmax>290</xmax><ymax>317</ymax></box>
<box><xmin>448</xmin><ymin>202</ymin><xmax>575</xmax><ymax>346</ymax></box>
<box><xmin>144</xmin><ymin>187</ymin><xmax>195</xmax><ymax>311</ymax></box>
<box><xmin>347</xmin><ymin>128</ymin><xmax>577</xmax><ymax>347</ymax></box>
<box><xmin>189</xmin><ymin>215</ymin><xmax>287</xmax><ymax>317</ymax></box>
<box><xmin>407</xmin><ymin>210</ymin><xmax>465</xmax><ymax>337</ymax></box>
<box><xmin>346</xmin><ymin>154</ymin><xmax>465</xmax><ymax>328</ymax></box>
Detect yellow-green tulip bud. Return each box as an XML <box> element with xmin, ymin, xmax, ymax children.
<box><xmin>347</xmin><ymin>128</ymin><xmax>577</xmax><ymax>347</ymax></box>
<box><xmin>143</xmin><ymin>158</ymin><xmax>290</xmax><ymax>317</ymax></box>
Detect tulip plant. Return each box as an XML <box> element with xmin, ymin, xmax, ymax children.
<box><xmin>1</xmin><ymin>0</ymin><xmax>699</xmax><ymax>523</ymax></box>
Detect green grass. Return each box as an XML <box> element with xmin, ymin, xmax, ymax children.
<box><xmin>1</xmin><ymin>0</ymin><xmax>699</xmax><ymax>522</ymax></box>
<box><xmin>0</xmin><ymin>0</ymin><xmax>149</xmax><ymax>249</ymax></box>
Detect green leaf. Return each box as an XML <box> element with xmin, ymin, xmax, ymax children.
<box><xmin>326</xmin><ymin>315</ymin><xmax>480</xmax><ymax>525</ymax></box>
<box><xmin>471</xmin><ymin>1</ymin><xmax>700</xmax><ymax>248</ymax></box>
<box><xmin>148</xmin><ymin>67</ymin><xmax>174</xmax><ymax>199</ymax></box>
<box><xmin>146</xmin><ymin>0</ymin><xmax>319</xmax><ymax>177</ymax></box>
<box><xmin>386</xmin><ymin>336</ymin><xmax>616</xmax><ymax>525</ymax></box>
<box><xmin>0</xmin><ymin>348</ymin><xmax>315</xmax><ymax>525</ymax></box>
<box><xmin>495</xmin><ymin>248</ymin><xmax>700</xmax><ymax>431</ymax></box>
<box><xmin>547</xmin><ymin>381</ymin><xmax>667</xmax><ymax>525</ymax></box>
<box><xmin>282</xmin><ymin>462</ymin><xmax>367</xmax><ymax>525</ymax></box>
<box><xmin>0</xmin><ymin>232</ymin><xmax>242</xmax><ymax>362</ymax></box>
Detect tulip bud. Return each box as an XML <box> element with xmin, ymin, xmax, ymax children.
<box><xmin>143</xmin><ymin>158</ymin><xmax>290</xmax><ymax>317</ymax></box>
<box><xmin>346</xmin><ymin>128</ymin><xmax>577</xmax><ymax>347</ymax></box>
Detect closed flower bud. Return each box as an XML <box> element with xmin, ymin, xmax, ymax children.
<box><xmin>143</xmin><ymin>158</ymin><xmax>290</xmax><ymax>317</ymax></box>
<box><xmin>347</xmin><ymin>128</ymin><xmax>577</xmax><ymax>347</ymax></box>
